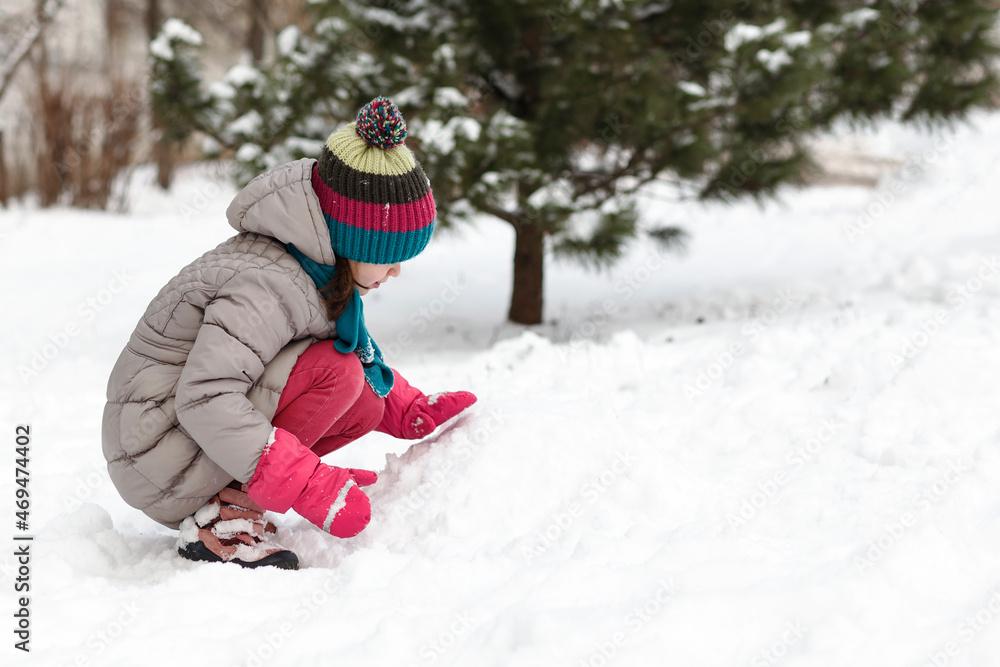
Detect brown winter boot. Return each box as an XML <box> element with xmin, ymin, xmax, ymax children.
<box><xmin>177</xmin><ymin>482</ymin><xmax>299</xmax><ymax>570</ymax></box>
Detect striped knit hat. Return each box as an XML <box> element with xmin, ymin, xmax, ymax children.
<box><xmin>312</xmin><ymin>97</ymin><xmax>436</xmax><ymax>265</ymax></box>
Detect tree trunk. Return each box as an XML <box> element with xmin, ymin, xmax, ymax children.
<box><xmin>0</xmin><ymin>131</ymin><xmax>7</xmax><ymax>207</ymax></box>
<box><xmin>145</xmin><ymin>0</ymin><xmax>160</xmax><ymax>39</ymax></box>
<box><xmin>33</xmin><ymin>38</ymin><xmax>66</xmax><ymax>208</ymax></box>
<box><xmin>155</xmin><ymin>138</ymin><xmax>176</xmax><ymax>190</ymax></box>
<box><xmin>247</xmin><ymin>0</ymin><xmax>267</xmax><ymax>65</ymax></box>
<box><xmin>507</xmin><ymin>223</ymin><xmax>545</xmax><ymax>325</ymax></box>
<box><xmin>147</xmin><ymin>0</ymin><xmax>176</xmax><ymax>190</ymax></box>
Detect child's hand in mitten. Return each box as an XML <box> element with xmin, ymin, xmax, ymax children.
<box><xmin>403</xmin><ymin>391</ymin><xmax>477</xmax><ymax>438</ymax></box>
<box><xmin>291</xmin><ymin>464</ymin><xmax>377</xmax><ymax>538</ymax></box>
<box><xmin>247</xmin><ymin>428</ymin><xmax>378</xmax><ymax>538</ymax></box>
<box><xmin>377</xmin><ymin>370</ymin><xmax>477</xmax><ymax>440</ymax></box>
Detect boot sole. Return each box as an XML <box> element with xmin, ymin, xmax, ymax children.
<box><xmin>178</xmin><ymin>541</ymin><xmax>300</xmax><ymax>570</ymax></box>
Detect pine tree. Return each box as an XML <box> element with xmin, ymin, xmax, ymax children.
<box><xmin>149</xmin><ymin>11</ymin><xmax>378</xmax><ymax>184</ymax></box>
<box><xmin>150</xmin><ymin>1</ymin><xmax>999</xmax><ymax>324</ymax></box>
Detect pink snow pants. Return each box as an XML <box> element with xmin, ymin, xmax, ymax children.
<box><xmin>271</xmin><ymin>340</ymin><xmax>385</xmax><ymax>457</ymax></box>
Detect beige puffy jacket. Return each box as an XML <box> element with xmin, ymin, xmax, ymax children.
<box><xmin>102</xmin><ymin>159</ymin><xmax>338</xmax><ymax>528</ymax></box>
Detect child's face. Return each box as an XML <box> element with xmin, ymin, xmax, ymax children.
<box><xmin>350</xmin><ymin>260</ymin><xmax>401</xmax><ymax>295</ymax></box>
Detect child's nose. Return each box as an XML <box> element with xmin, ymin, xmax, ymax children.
<box><xmin>387</xmin><ymin>263</ymin><xmax>401</xmax><ymax>278</ymax></box>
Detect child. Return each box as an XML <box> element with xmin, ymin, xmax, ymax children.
<box><xmin>102</xmin><ymin>97</ymin><xmax>476</xmax><ymax>570</ymax></box>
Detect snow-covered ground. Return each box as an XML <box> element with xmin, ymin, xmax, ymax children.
<box><xmin>3</xmin><ymin>111</ymin><xmax>1000</xmax><ymax>667</ymax></box>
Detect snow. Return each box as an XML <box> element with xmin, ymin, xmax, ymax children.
<box><xmin>149</xmin><ymin>18</ymin><xmax>203</xmax><ymax>60</ymax></box>
<box><xmin>677</xmin><ymin>81</ymin><xmax>707</xmax><ymax>97</ymax></box>
<box><xmin>276</xmin><ymin>25</ymin><xmax>301</xmax><ymax>57</ymax></box>
<box><xmin>486</xmin><ymin>109</ymin><xmax>527</xmax><ymax>139</ymax></box>
<box><xmin>235</xmin><ymin>143</ymin><xmax>263</xmax><ymax>163</ymax></box>
<box><xmin>433</xmin><ymin>44</ymin><xmax>457</xmax><ymax>72</ymax></box>
<box><xmin>322</xmin><ymin>481</ymin><xmax>356</xmax><ymax>533</ymax></box>
<box><xmin>193</xmin><ymin>502</ymin><xmax>220</xmax><ymax>527</ymax></box>
<box><xmin>725</xmin><ymin>18</ymin><xmax>788</xmax><ymax>52</ymax></box>
<box><xmin>416</xmin><ymin>116</ymin><xmax>481</xmax><ymax>153</ymax></box>
<box><xmin>316</xmin><ymin>16</ymin><xmax>350</xmax><ymax>36</ymax></box>
<box><xmin>207</xmin><ymin>80</ymin><xmax>236</xmax><ymax>101</ymax></box>
<box><xmin>349</xmin><ymin>3</ymin><xmax>434</xmax><ymax>32</ymax></box>
<box><xmin>281</xmin><ymin>137</ymin><xmax>325</xmax><ymax>157</ymax></box>
<box><xmin>433</xmin><ymin>86</ymin><xmax>469</xmax><ymax>108</ymax></box>
<box><xmin>177</xmin><ymin>515</ymin><xmax>201</xmax><ymax>544</ymax></box>
<box><xmin>843</xmin><ymin>8</ymin><xmax>882</xmax><ymax>28</ymax></box>
<box><xmin>480</xmin><ymin>171</ymin><xmax>502</xmax><ymax>187</ymax></box>
<box><xmin>161</xmin><ymin>17</ymin><xmax>203</xmax><ymax>46</ymax></box>
<box><xmin>4</xmin><ymin>110</ymin><xmax>1000</xmax><ymax>665</ymax></box>
<box><xmin>782</xmin><ymin>30</ymin><xmax>812</xmax><ymax>49</ymax></box>
<box><xmin>229</xmin><ymin>110</ymin><xmax>264</xmax><ymax>137</ymax></box>
<box><xmin>224</xmin><ymin>63</ymin><xmax>265</xmax><ymax>89</ymax></box>
<box><xmin>147</xmin><ymin>34</ymin><xmax>173</xmax><ymax>61</ymax></box>
<box><xmin>757</xmin><ymin>48</ymin><xmax>793</xmax><ymax>74</ymax></box>
<box><xmin>526</xmin><ymin>178</ymin><xmax>574</xmax><ymax>209</ymax></box>
<box><xmin>392</xmin><ymin>84</ymin><xmax>426</xmax><ymax>107</ymax></box>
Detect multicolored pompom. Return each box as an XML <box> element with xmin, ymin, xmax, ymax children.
<box><xmin>354</xmin><ymin>96</ymin><xmax>407</xmax><ymax>150</ymax></box>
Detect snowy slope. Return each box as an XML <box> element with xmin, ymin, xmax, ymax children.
<box><xmin>3</xmin><ymin>112</ymin><xmax>1000</xmax><ymax>667</ymax></box>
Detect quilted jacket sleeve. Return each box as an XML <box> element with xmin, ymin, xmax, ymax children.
<box><xmin>175</xmin><ymin>267</ymin><xmax>316</xmax><ymax>483</ymax></box>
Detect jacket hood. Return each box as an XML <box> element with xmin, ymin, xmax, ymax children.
<box><xmin>226</xmin><ymin>158</ymin><xmax>336</xmax><ymax>266</ymax></box>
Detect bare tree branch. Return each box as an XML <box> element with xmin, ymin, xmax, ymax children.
<box><xmin>0</xmin><ymin>0</ymin><xmax>68</xmax><ymax>105</ymax></box>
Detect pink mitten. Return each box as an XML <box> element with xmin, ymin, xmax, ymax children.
<box><xmin>291</xmin><ymin>466</ymin><xmax>375</xmax><ymax>538</ymax></box>
<box><xmin>247</xmin><ymin>427</ymin><xmax>378</xmax><ymax>538</ymax></box>
<box><xmin>377</xmin><ymin>370</ymin><xmax>477</xmax><ymax>439</ymax></box>
<box><xmin>345</xmin><ymin>468</ymin><xmax>378</xmax><ymax>486</ymax></box>
<box><xmin>403</xmin><ymin>391</ymin><xmax>477</xmax><ymax>438</ymax></box>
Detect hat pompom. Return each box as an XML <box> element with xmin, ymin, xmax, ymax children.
<box><xmin>355</xmin><ymin>97</ymin><xmax>407</xmax><ymax>150</ymax></box>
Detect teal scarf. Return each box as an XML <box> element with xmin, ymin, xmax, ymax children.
<box><xmin>285</xmin><ymin>243</ymin><xmax>394</xmax><ymax>397</ymax></box>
